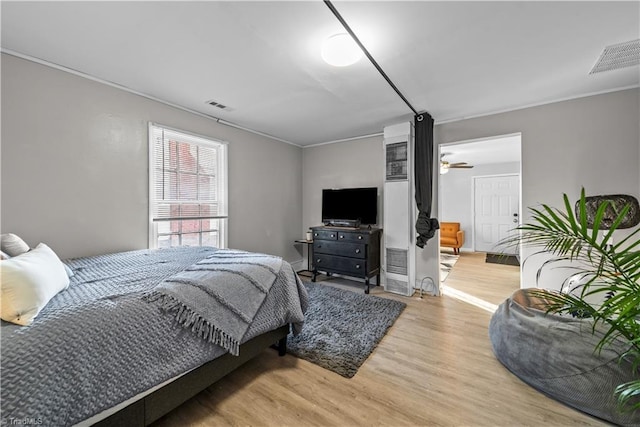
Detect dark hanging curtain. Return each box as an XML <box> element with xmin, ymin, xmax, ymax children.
<box><xmin>414</xmin><ymin>112</ymin><xmax>439</xmax><ymax>248</ymax></box>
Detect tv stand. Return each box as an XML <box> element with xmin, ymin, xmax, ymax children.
<box><xmin>310</xmin><ymin>226</ymin><xmax>382</xmax><ymax>294</ymax></box>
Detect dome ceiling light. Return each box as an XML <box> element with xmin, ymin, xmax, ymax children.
<box><xmin>323</xmin><ymin>0</ymin><xmax>420</xmax><ymax>116</ymax></box>
<box><xmin>321</xmin><ymin>33</ymin><xmax>363</xmax><ymax>67</ymax></box>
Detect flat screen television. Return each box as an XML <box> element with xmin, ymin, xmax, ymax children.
<box><xmin>322</xmin><ymin>187</ymin><xmax>378</xmax><ymax>225</ymax></box>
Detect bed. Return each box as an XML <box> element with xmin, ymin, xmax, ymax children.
<box><xmin>0</xmin><ymin>246</ymin><xmax>308</xmax><ymax>426</ymax></box>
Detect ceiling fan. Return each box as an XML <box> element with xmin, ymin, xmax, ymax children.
<box><xmin>440</xmin><ymin>153</ymin><xmax>474</xmax><ymax>174</ymax></box>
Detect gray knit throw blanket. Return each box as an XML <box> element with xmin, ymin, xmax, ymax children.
<box><xmin>145</xmin><ymin>249</ymin><xmax>282</xmax><ymax>355</ymax></box>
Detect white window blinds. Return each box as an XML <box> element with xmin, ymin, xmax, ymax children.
<box><xmin>149</xmin><ymin>123</ymin><xmax>228</xmax><ymax>249</ymax></box>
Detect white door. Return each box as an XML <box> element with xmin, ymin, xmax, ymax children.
<box><xmin>474</xmin><ymin>174</ymin><xmax>520</xmax><ymax>254</ymax></box>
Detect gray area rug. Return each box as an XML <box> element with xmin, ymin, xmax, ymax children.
<box><xmin>288</xmin><ymin>282</ymin><xmax>406</xmax><ymax>378</ymax></box>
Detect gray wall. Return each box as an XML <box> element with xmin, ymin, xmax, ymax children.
<box><xmin>301</xmin><ymin>135</ymin><xmax>384</xmax><ymax>233</ymax></box>
<box><xmin>440</xmin><ymin>161</ymin><xmax>520</xmax><ymax>251</ymax></box>
<box><xmin>1</xmin><ymin>54</ymin><xmax>303</xmax><ymax>261</ymax></box>
<box><xmin>436</xmin><ymin>89</ymin><xmax>639</xmax><ymax>210</ymax></box>
<box><xmin>436</xmin><ymin>88</ymin><xmax>640</xmax><ymax>289</ymax></box>
<box><xmin>300</xmin><ymin>135</ymin><xmax>384</xmax><ymax>276</ymax></box>
<box><xmin>301</xmin><ymin>133</ymin><xmax>440</xmax><ymax>291</ymax></box>
<box><xmin>303</xmin><ymin>89</ymin><xmax>639</xmax><ymax>292</ymax></box>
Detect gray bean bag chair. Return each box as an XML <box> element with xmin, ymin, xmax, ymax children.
<box><xmin>489</xmin><ymin>289</ymin><xmax>640</xmax><ymax>426</ymax></box>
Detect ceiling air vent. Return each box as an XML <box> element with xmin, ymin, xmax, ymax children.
<box><xmin>206</xmin><ymin>100</ymin><xmax>233</xmax><ymax>111</ymax></box>
<box><xmin>590</xmin><ymin>39</ymin><xmax>640</xmax><ymax>74</ymax></box>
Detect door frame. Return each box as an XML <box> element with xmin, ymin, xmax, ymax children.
<box><xmin>437</xmin><ymin>132</ymin><xmax>524</xmax><ymax>290</ymax></box>
<box><xmin>471</xmin><ymin>173</ymin><xmax>521</xmax><ymax>254</ymax></box>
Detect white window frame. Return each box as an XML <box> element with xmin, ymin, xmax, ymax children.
<box><xmin>148</xmin><ymin>122</ymin><xmax>228</xmax><ymax>249</ymax></box>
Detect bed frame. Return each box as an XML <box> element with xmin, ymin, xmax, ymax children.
<box><xmin>94</xmin><ymin>325</ymin><xmax>289</xmax><ymax>426</ymax></box>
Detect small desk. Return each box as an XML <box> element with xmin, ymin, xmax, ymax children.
<box><xmin>294</xmin><ymin>239</ymin><xmax>313</xmax><ymax>277</ymax></box>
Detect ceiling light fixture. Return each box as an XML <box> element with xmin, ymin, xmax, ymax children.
<box><xmin>323</xmin><ymin>1</ymin><xmax>419</xmax><ymax>114</ymax></box>
<box><xmin>321</xmin><ymin>33</ymin><xmax>363</xmax><ymax>67</ymax></box>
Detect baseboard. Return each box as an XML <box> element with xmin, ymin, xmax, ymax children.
<box><xmin>441</xmin><ymin>247</ymin><xmax>472</xmax><ymax>254</ymax></box>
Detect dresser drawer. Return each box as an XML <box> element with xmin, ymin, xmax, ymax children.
<box><xmin>312</xmin><ymin>229</ymin><xmax>338</xmax><ymax>240</ymax></box>
<box><xmin>314</xmin><ymin>254</ymin><xmax>367</xmax><ymax>277</ymax></box>
<box><xmin>313</xmin><ymin>241</ymin><xmax>366</xmax><ymax>259</ymax></box>
<box><xmin>337</xmin><ymin>231</ymin><xmax>370</xmax><ymax>244</ymax></box>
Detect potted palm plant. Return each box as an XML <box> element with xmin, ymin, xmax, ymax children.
<box><xmin>500</xmin><ymin>189</ymin><xmax>640</xmax><ymax>412</ymax></box>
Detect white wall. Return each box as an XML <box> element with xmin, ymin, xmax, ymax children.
<box><xmin>436</xmin><ymin>88</ymin><xmax>640</xmax><ymax>290</ymax></box>
<box><xmin>1</xmin><ymin>54</ymin><xmax>303</xmax><ymax>261</ymax></box>
<box><xmin>440</xmin><ymin>161</ymin><xmax>520</xmax><ymax>251</ymax></box>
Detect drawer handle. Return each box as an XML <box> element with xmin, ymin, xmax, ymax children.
<box><xmin>340</xmin><ymin>235</ymin><xmax>344</xmax><ymax>239</ymax></box>
<box><xmin>316</xmin><ymin>259</ymin><xmax>322</xmax><ymax>263</ymax></box>
<box><xmin>317</xmin><ymin>245</ymin><xmax>322</xmax><ymax>249</ymax></box>
<box><xmin>358</xmin><ymin>236</ymin><xmax>363</xmax><ymax>240</ymax></box>
<box><xmin>355</xmin><ymin>249</ymin><xmax>361</xmax><ymax>254</ymax></box>
<box><xmin>330</xmin><ymin>234</ymin><xmax>335</xmax><ymax>238</ymax></box>
<box><xmin>314</xmin><ymin>233</ymin><xmax>318</xmax><ymax>237</ymax></box>
<box><xmin>355</xmin><ymin>264</ymin><xmax>361</xmax><ymax>269</ymax></box>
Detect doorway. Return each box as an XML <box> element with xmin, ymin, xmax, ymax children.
<box><xmin>438</xmin><ymin>134</ymin><xmax>522</xmax><ymax>309</ymax></box>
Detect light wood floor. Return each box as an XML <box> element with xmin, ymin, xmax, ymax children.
<box><xmin>153</xmin><ymin>256</ymin><xmax>606</xmax><ymax>427</ymax></box>
<box><xmin>443</xmin><ymin>250</ymin><xmax>520</xmax><ymax>306</ymax></box>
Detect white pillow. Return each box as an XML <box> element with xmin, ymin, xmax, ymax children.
<box><xmin>0</xmin><ymin>234</ymin><xmax>74</xmax><ymax>276</ymax></box>
<box><xmin>1</xmin><ymin>233</ymin><xmax>30</xmax><ymax>257</ymax></box>
<box><xmin>1</xmin><ymin>243</ymin><xmax>70</xmax><ymax>325</ymax></box>
<box><xmin>63</xmin><ymin>263</ymin><xmax>74</xmax><ymax>277</ymax></box>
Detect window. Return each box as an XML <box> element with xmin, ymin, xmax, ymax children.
<box><xmin>149</xmin><ymin>123</ymin><xmax>228</xmax><ymax>249</ymax></box>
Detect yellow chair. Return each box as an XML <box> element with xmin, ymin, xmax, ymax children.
<box><xmin>440</xmin><ymin>222</ymin><xmax>465</xmax><ymax>255</ymax></box>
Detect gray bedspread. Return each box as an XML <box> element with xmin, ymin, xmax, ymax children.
<box><xmin>0</xmin><ymin>247</ymin><xmax>308</xmax><ymax>426</ymax></box>
<box><xmin>146</xmin><ymin>250</ymin><xmax>284</xmax><ymax>355</ymax></box>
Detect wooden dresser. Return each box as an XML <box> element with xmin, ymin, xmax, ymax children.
<box><xmin>310</xmin><ymin>226</ymin><xmax>382</xmax><ymax>294</ymax></box>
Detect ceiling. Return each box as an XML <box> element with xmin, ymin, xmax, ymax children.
<box><xmin>2</xmin><ymin>1</ymin><xmax>638</xmax><ymax>146</ymax></box>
